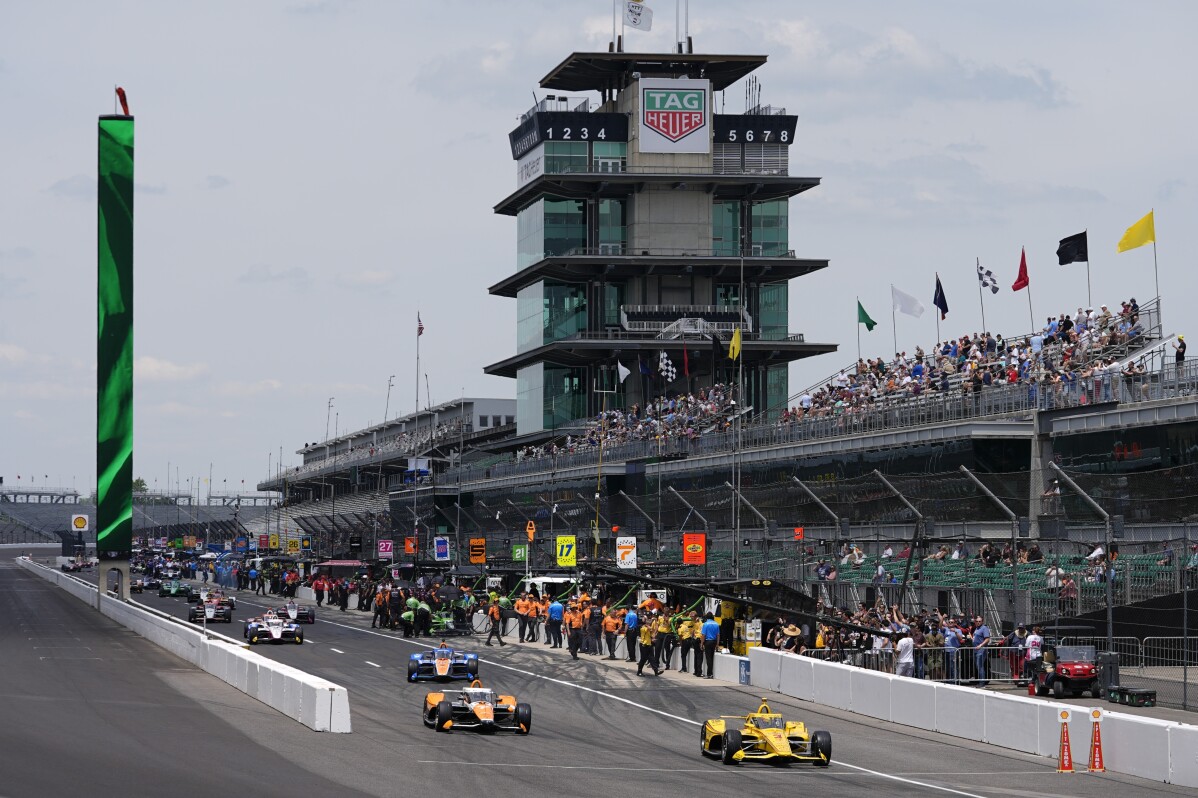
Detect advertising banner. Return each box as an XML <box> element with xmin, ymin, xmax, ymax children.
<box><xmin>682</xmin><ymin>532</ymin><xmax>707</xmax><ymax>565</ymax></box>
<box><xmin>469</xmin><ymin>537</ymin><xmax>487</xmax><ymax>564</ymax></box>
<box><xmin>615</xmin><ymin>536</ymin><xmax>637</xmax><ymax>569</ymax></box>
<box><xmin>433</xmin><ymin>536</ymin><xmax>450</xmax><ymax>562</ymax></box>
<box><xmin>556</xmin><ymin>535</ymin><xmax>577</xmax><ymax>567</ymax></box>
<box><xmin>639</xmin><ymin>77</ymin><xmax>710</xmax><ymax>154</ymax></box>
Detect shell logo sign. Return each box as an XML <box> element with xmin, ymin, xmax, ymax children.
<box><xmin>71</xmin><ymin>514</ymin><xmax>90</xmax><ymax>532</ymax></box>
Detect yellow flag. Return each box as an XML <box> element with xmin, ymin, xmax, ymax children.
<box><xmin>1117</xmin><ymin>210</ymin><xmax>1155</xmax><ymax>253</ymax></box>
<box><xmin>728</xmin><ymin>327</ymin><xmax>742</xmax><ymax>360</ymax></box>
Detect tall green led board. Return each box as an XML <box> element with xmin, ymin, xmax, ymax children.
<box><xmin>97</xmin><ymin>115</ymin><xmax>133</xmax><ymax>560</ymax></box>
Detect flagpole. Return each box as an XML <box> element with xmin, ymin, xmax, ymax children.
<box><xmin>890</xmin><ymin>286</ymin><xmax>898</xmax><ymax>357</ymax></box>
<box><xmin>1025</xmin><ymin>283</ymin><xmax>1035</xmax><ymax>332</ymax></box>
<box><xmin>856</xmin><ymin>296</ymin><xmax>861</xmax><ymax>361</ymax></box>
<box><xmin>977</xmin><ymin>258</ymin><xmax>988</xmax><ymax>336</ymax></box>
<box><xmin>934</xmin><ymin>272</ymin><xmax>941</xmax><ymax>345</ymax></box>
<box><xmin>1085</xmin><ymin>228</ymin><xmax>1092</xmax><ymax>308</ymax></box>
<box><xmin>613</xmin><ymin>0</ymin><xmax>618</xmax><ymax>50</ymax></box>
<box><xmin>412</xmin><ymin>312</ymin><xmax>420</xmax><ymax>556</ymax></box>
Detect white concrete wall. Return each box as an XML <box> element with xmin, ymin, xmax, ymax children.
<box><xmin>736</xmin><ymin>646</ymin><xmax>1196</xmax><ymax>788</ymax></box>
<box><xmin>16</xmin><ymin>557</ymin><xmax>351</xmax><ymax>733</ymax></box>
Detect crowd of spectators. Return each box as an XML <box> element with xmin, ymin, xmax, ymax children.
<box><xmin>514</xmin><ymin>383</ymin><xmax>739</xmax><ymax>462</ymax></box>
<box><xmin>779</xmin><ymin>297</ymin><xmax>1148</xmax><ymax>424</ymax></box>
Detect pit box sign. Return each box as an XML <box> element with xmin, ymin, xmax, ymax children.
<box><xmin>639</xmin><ymin>77</ymin><xmax>710</xmax><ymax>154</ymax></box>
<box><xmin>286</xmin><ymin>538</ymin><xmax>300</xmax><ymax>554</ymax></box>
<box><xmin>258</xmin><ymin>534</ymin><xmax>270</xmax><ymax>549</ymax></box>
<box><xmin>269</xmin><ymin>533</ymin><xmax>279</xmax><ymax>550</ymax></box>
<box><xmin>301</xmin><ymin>536</ymin><xmax>312</xmax><ymax>551</ymax></box>
<box><xmin>511</xmin><ymin>543</ymin><xmax>527</xmax><ymax>562</ymax></box>
<box><xmin>469</xmin><ymin>537</ymin><xmax>487</xmax><ymax>565</ymax></box>
<box><xmin>682</xmin><ymin>532</ymin><xmax>707</xmax><ymax>565</ymax></box>
<box><xmin>433</xmin><ymin>536</ymin><xmax>450</xmax><ymax>562</ymax></box>
<box><xmin>556</xmin><ymin>535</ymin><xmax>577</xmax><ymax>567</ymax></box>
<box><xmin>615</xmin><ymin>536</ymin><xmax>637</xmax><ymax>569</ymax></box>
<box><xmin>378</xmin><ymin>538</ymin><xmax>394</xmax><ymax>559</ymax></box>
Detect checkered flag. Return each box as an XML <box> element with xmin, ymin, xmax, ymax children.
<box><xmin>977</xmin><ymin>260</ymin><xmax>1000</xmax><ymax>294</ymax></box>
<box><xmin>658</xmin><ymin>350</ymin><xmax>677</xmax><ymax>382</ymax></box>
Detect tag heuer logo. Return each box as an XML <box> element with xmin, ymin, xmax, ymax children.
<box><xmin>643</xmin><ymin>88</ymin><xmax>706</xmax><ymax>142</ymax></box>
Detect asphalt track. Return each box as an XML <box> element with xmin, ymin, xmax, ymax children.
<box><xmin>34</xmin><ymin>565</ymin><xmax>1178</xmax><ymax>798</ymax></box>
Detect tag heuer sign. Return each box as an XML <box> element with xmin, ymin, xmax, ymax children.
<box><xmin>639</xmin><ymin>77</ymin><xmax>710</xmax><ymax>154</ymax></box>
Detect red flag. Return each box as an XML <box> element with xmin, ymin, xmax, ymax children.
<box><xmin>115</xmin><ymin>86</ymin><xmax>130</xmax><ymax>116</ymax></box>
<box><xmin>1012</xmin><ymin>248</ymin><xmax>1030</xmax><ymax>292</ymax></box>
<box><xmin>683</xmin><ymin>347</ymin><xmax>689</xmax><ymax>377</ymax></box>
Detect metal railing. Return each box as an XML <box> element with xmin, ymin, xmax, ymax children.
<box><xmin>558</xmin><ymin>246</ymin><xmax>797</xmax><ymax>259</ymax></box>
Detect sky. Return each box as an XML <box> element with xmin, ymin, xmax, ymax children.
<box><xmin>2</xmin><ymin>1</ymin><xmax>1196</xmax><ymax>495</ymax></box>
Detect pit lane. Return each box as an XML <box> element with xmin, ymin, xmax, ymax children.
<box><xmin>76</xmin><ymin>569</ymin><xmax>1186</xmax><ymax>798</ymax></box>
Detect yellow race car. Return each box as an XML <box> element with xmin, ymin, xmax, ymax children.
<box><xmin>701</xmin><ymin>700</ymin><xmax>831</xmax><ymax>766</ymax></box>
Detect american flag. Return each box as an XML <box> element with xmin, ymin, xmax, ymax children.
<box><xmin>977</xmin><ymin>261</ymin><xmax>999</xmax><ymax>294</ymax></box>
<box><xmin>417</xmin><ymin>314</ymin><xmax>425</xmax><ymax>336</ymax></box>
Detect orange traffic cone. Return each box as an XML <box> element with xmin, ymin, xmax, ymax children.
<box><xmin>1057</xmin><ymin>714</ymin><xmax>1074</xmax><ymax>773</ymax></box>
<box><xmin>1088</xmin><ymin>709</ymin><xmax>1105</xmax><ymax>773</ymax></box>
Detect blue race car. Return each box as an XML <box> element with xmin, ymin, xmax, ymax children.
<box><xmin>407</xmin><ymin>643</ymin><xmax>480</xmax><ymax>682</ymax></box>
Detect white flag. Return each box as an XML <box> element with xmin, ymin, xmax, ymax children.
<box><xmin>617</xmin><ymin>361</ymin><xmax>631</xmax><ymax>383</ymax></box>
<box><xmin>624</xmin><ymin>0</ymin><xmax>653</xmax><ymax>31</ymax></box>
<box><xmin>891</xmin><ymin>285</ymin><xmax>925</xmax><ymax>318</ymax></box>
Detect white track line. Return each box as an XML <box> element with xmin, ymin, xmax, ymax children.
<box><xmin>305</xmin><ymin>616</ymin><xmax>998</xmax><ymax>797</ymax></box>
<box><xmin>365</xmin><ymin>661</ymin><xmax>381</xmax><ymax>668</ymax></box>
<box><xmin>330</xmin><ymin>648</ymin><xmax>344</xmax><ymax>654</ymax></box>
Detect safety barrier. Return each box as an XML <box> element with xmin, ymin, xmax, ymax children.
<box><xmin>16</xmin><ymin>557</ymin><xmax>351</xmax><ymax>733</ymax></box>
<box><xmin>743</xmin><ymin>647</ymin><xmax>1196</xmax><ymax>787</ymax></box>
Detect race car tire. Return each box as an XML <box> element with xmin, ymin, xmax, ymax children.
<box><xmin>1052</xmin><ymin>680</ymin><xmax>1065</xmax><ymax>698</ymax></box>
<box><xmin>700</xmin><ymin>725</ymin><xmax>710</xmax><ymax>756</ymax></box>
<box><xmin>811</xmin><ymin>731</ymin><xmax>832</xmax><ymax>766</ymax></box>
<box><xmin>467</xmin><ymin>658</ymin><xmax>479</xmax><ymax>679</ymax></box>
<box><xmin>295</xmin><ymin>635</ymin><xmax>303</xmax><ymax>644</ymax></box>
<box><xmin>436</xmin><ymin>701</ymin><xmax>454</xmax><ymax>732</ymax></box>
<box><xmin>408</xmin><ymin>661</ymin><xmax>420</xmax><ymax>682</ymax></box>
<box><xmin>515</xmin><ymin>702</ymin><xmax>532</xmax><ymax>735</ymax></box>
<box><xmin>249</xmin><ymin>635</ymin><xmax>259</xmax><ymax>645</ymax></box>
<box><xmin>721</xmin><ymin>730</ymin><xmax>741</xmax><ymax>765</ymax></box>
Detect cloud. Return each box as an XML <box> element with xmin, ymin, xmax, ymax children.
<box><xmin>14</xmin><ymin>409</ymin><xmax>37</xmax><ymax>421</ymax></box>
<box><xmin>205</xmin><ymin>175</ymin><xmax>231</xmax><ymax>190</ymax></box>
<box><xmin>135</xmin><ymin>356</ymin><xmax>208</xmax><ymax>381</ymax></box>
<box><xmin>344</xmin><ymin>270</ymin><xmax>393</xmax><ymax>287</ymax></box>
<box><xmin>763</xmin><ymin>22</ymin><xmax>1066</xmax><ymax>120</ymax></box>
<box><xmin>802</xmin><ymin>152</ymin><xmax>1103</xmax><ymax>227</ymax></box>
<box><xmin>47</xmin><ymin>175</ymin><xmax>94</xmax><ymax>200</ymax></box>
<box><xmin>215</xmin><ymin>378</ymin><xmax>284</xmax><ymax>397</ymax></box>
<box><xmin>1158</xmin><ymin>179</ymin><xmax>1187</xmax><ymax>201</ymax></box>
<box><xmin>0</xmin><ymin>381</ymin><xmax>71</xmax><ymax>399</ymax></box>
<box><xmin>147</xmin><ymin>401</ymin><xmax>208</xmax><ymax>417</ymax></box>
<box><xmin>0</xmin><ymin>246</ymin><xmax>34</xmax><ymax>261</ymax></box>
<box><xmin>239</xmin><ymin>264</ymin><xmax>309</xmax><ymax>287</ymax></box>
<box><xmin>0</xmin><ymin>343</ymin><xmax>32</xmax><ymax>364</ymax></box>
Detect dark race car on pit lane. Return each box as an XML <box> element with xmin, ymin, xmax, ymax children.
<box><xmin>408</xmin><ymin>643</ymin><xmax>479</xmax><ymax>682</ymax></box>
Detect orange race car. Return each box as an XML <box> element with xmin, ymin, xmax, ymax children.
<box><xmin>422</xmin><ymin>679</ymin><xmax>531</xmax><ymax>734</ymax></box>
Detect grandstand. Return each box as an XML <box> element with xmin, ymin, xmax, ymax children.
<box><xmin>0</xmin><ymin>488</ymin><xmax>269</xmax><ymax>547</ymax></box>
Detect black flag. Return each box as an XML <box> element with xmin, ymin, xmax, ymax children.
<box><xmin>1056</xmin><ymin>231</ymin><xmax>1088</xmax><ymax>265</ymax></box>
<box><xmin>932</xmin><ymin>276</ymin><xmax>949</xmax><ymax>320</ymax></box>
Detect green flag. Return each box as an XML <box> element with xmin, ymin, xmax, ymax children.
<box><xmin>857</xmin><ymin>300</ymin><xmax>877</xmax><ymax>331</ymax></box>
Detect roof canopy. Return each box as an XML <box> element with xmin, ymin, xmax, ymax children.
<box><xmin>540</xmin><ymin>52</ymin><xmax>768</xmax><ymax>93</ymax></box>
